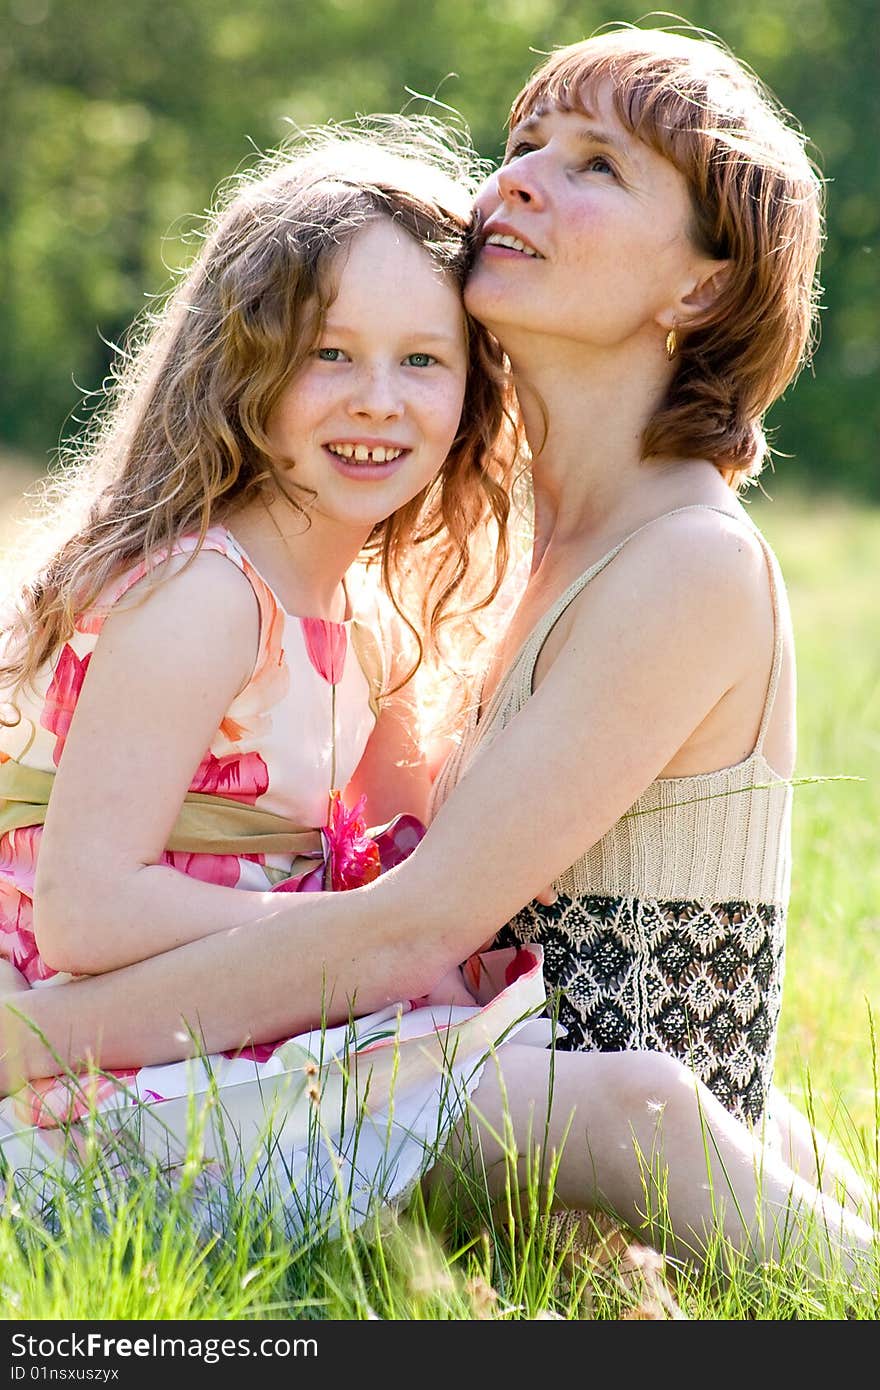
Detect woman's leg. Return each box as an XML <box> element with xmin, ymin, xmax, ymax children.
<box><xmin>768</xmin><ymin>1084</ymin><xmax>872</xmax><ymax>1215</ymax></box>
<box><xmin>439</xmin><ymin>1046</ymin><xmax>876</xmax><ymax>1280</ymax></box>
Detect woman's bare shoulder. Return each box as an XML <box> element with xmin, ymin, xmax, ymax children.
<box><xmin>571</xmin><ymin>505</ymin><xmax>772</xmax><ymax>629</ymax></box>
<box><xmin>631</xmin><ymin>503</ymin><xmax>770</xmax><ymax>574</ymax></box>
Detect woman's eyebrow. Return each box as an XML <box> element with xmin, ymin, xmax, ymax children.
<box><xmin>511</xmin><ymin>112</ymin><xmax>630</xmax><ymax>157</ymax></box>
<box><xmin>572</xmin><ymin>126</ymin><xmax>627</xmax><ymax>154</ymax></box>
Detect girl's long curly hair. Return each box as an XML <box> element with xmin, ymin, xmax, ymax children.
<box><xmin>1</xmin><ymin>118</ymin><xmax>520</xmax><ymax>714</ymax></box>
<box><xmin>510</xmin><ymin>26</ymin><xmax>824</xmax><ymax>485</ymax></box>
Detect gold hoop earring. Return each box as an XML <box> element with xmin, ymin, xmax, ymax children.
<box><xmin>665</xmin><ymin>327</ymin><xmax>677</xmax><ymax>361</ymax></box>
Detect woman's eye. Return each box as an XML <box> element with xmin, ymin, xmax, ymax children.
<box><xmin>505</xmin><ymin>141</ymin><xmax>537</xmax><ymax>161</ymax></box>
<box><xmin>582</xmin><ymin>155</ymin><xmax>616</xmax><ymax>176</ymax></box>
<box><xmin>404</xmin><ymin>352</ymin><xmax>436</xmax><ymax>368</ymax></box>
<box><xmin>316</xmin><ymin>347</ymin><xmax>346</xmax><ymax>362</ymax></box>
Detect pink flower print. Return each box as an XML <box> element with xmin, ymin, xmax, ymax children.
<box><xmin>161</xmin><ymin>850</ymin><xmax>241</xmax><ymax>889</ymax></box>
<box><xmin>300</xmin><ymin>617</ymin><xmax>347</xmax><ymax>685</ymax></box>
<box><xmin>371</xmin><ymin>813</ymin><xmax>426</xmax><ymax>872</ymax></box>
<box><xmin>23</xmin><ymin>1069</ymin><xmax>139</xmax><ymax>1128</ymax></box>
<box><xmin>0</xmin><ymin>827</ymin><xmax>56</xmax><ymax>983</ymax></box>
<box><xmin>189</xmin><ymin>750</ymin><xmax>269</xmax><ymax>804</ymax></box>
<box><xmin>0</xmin><ymin>824</ymin><xmax>41</xmax><ymax>894</ymax></box>
<box><xmin>215</xmin><ymin>554</ymin><xmax>290</xmax><ymax>750</ymax></box>
<box><xmin>270</xmin><ymin>861</ymin><xmax>326</xmax><ymax>894</ymax></box>
<box><xmin>76</xmin><ymin>556</ymin><xmax>154</xmax><ymax>636</ymax></box>
<box><xmin>504</xmin><ymin>947</ymin><xmax>540</xmax><ymax>987</ymax></box>
<box><xmin>324</xmin><ymin>789</ymin><xmax>381</xmax><ymax>892</ymax></box>
<box><xmin>221</xmin><ymin>1040</ymin><xmax>282</xmax><ymax>1063</ymax></box>
<box><xmin>41</xmin><ymin>644</ymin><xmax>91</xmax><ymax>765</ymax></box>
<box><xmin>0</xmin><ymin>879</ymin><xmax>43</xmax><ymax>981</ymax></box>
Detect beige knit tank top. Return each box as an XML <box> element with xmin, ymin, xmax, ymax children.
<box><xmin>431</xmin><ymin>505</ymin><xmax>791</xmax><ymax>1123</ymax></box>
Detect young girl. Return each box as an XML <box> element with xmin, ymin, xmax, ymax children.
<box><xmin>0</xmin><ymin>123</ymin><xmax>544</xmax><ymax>1227</ymax></box>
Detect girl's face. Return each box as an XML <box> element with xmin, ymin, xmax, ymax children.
<box><xmin>266</xmin><ymin>218</ymin><xmax>468</xmax><ymax>533</ymax></box>
<box><xmin>465</xmin><ymin>84</ymin><xmax>718</xmax><ymax>356</ymax></box>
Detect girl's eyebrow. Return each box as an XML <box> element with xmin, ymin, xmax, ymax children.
<box><xmin>321</xmin><ymin>323</ymin><xmax>458</xmax><ymax>346</ymax></box>
<box><xmin>322</xmin><ymin>323</ymin><xmax>460</xmax><ymax>345</ymax></box>
<box><xmin>403</xmin><ymin>330</ymin><xmax>462</xmax><ymax>345</ymax></box>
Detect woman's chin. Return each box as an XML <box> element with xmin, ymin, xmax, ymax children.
<box><xmin>464</xmin><ymin>280</ymin><xmax>516</xmax><ymax>337</ymax></box>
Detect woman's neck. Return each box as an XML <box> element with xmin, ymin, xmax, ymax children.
<box><xmin>506</xmin><ymin>335</ymin><xmax>732</xmax><ymax>570</ymax></box>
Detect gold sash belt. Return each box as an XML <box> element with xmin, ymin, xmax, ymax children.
<box><xmin>0</xmin><ymin>758</ymin><xmax>322</xmax><ymax>857</ymax></box>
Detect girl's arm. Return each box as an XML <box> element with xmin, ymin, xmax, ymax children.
<box><xmin>5</xmin><ymin>514</ymin><xmax>769</xmax><ymax>1083</ymax></box>
<box><xmin>33</xmin><ymin>552</ymin><xmax>295</xmax><ymax>975</ymax></box>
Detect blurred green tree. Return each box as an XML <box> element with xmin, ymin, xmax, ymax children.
<box><xmin>1</xmin><ymin>0</ymin><xmax>877</xmax><ymax>492</ymax></box>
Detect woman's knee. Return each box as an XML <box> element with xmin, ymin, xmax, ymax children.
<box><xmin>602</xmin><ymin>1049</ymin><xmax>704</xmax><ymax>1124</ymax></box>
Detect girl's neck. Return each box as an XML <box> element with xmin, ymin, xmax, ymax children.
<box><xmin>224</xmin><ymin>493</ymin><xmax>368</xmax><ymax>621</ymax></box>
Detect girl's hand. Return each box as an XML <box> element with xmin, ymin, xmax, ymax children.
<box><xmin>0</xmin><ymin>959</ymin><xmax>30</xmax><ymax>993</ymax></box>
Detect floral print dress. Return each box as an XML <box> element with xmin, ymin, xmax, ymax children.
<box><xmin>0</xmin><ymin>527</ymin><xmax>545</xmax><ymax>1232</ymax></box>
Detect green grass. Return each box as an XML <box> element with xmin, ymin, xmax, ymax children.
<box><xmin>1</xmin><ymin>466</ymin><xmax>878</xmax><ymax>1319</ymax></box>
<box><xmin>749</xmin><ymin>487</ymin><xmax>880</xmax><ymax>1146</ymax></box>
<box><xmin>1</xmin><ymin>1064</ymin><xmax>876</xmax><ymax>1321</ymax></box>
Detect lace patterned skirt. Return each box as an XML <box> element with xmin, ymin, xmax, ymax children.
<box><xmin>495</xmin><ymin>892</ymin><xmax>786</xmax><ymax>1125</ymax></box>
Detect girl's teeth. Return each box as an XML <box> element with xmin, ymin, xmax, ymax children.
<box><xmin>328</xmin><ymin>444</ymin><xmax>402</xmax><ymax>464</ymax></box>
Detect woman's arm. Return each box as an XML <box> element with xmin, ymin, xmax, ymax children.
<box><xmin>4</xmin><ymin>515</ymin><xmax>768</xmax><ymax>1082</ymax></box>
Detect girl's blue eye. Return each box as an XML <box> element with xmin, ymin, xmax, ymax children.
<box><xmin>316</xmin><ymin>347</ymin><xmax>345</xmax><ymax>362</ymax></box>
<box><xmin>584</xmin><ymin>155</ymin><xmax>615</xmax><ymax>176</ymax></box>
<box><xmin>405</xmin><ymin>353</ymin><xmax>436</xmax><ymax>368</ymax></box>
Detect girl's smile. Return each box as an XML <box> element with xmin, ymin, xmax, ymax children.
<box><xmin>323</xmin><ymin>437</ymin><xmax>411</xmax><ymax>481</ymax></box>
<box><xmin>266</xmin><ymin>217</ymin><xmax>468</xmax><ymax>536</ymax></box>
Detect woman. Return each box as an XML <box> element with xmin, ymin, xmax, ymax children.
<box><xmin>1</xmin><ymin>28</ymin><xmax>874</xmax><ymax>1274</ymax></box>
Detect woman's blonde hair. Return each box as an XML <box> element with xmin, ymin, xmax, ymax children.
<box><xmin>509</xmin><ymin>26</ymin><xmax>824</xmax><ymax>483</ymax></box>
<box><xmin>2</xmin><ymin>118</ymin><xmax>518</xmax><ymax>708</ymax></box>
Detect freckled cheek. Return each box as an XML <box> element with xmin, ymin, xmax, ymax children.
<box><xmin>423</xmin><ymin>378</ymin><xmax>467</xmax><ymax>452</ymax></box>
<box><xmin>268</xmin><ymin>380</ymin><xmax>337</xmax><ymax>442</ymax></box>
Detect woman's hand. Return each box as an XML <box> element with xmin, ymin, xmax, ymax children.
<box><xmin>411</xmin><ymin>964</ymin><xmax>477</xmax><ymax>1008</ymax></box>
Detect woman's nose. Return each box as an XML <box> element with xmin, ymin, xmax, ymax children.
<box><xmin>496</xmin><ymin>157</ymin><xmax>546</xmax><ymax>209</ymax></box>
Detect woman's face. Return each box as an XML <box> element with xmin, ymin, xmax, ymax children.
<box><xmin>465</xmin><ymin>83</ymin><xmax>716</xmax><ymax>356</ymax></box>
